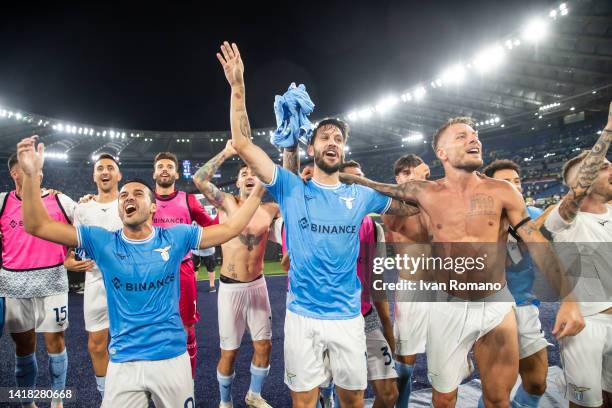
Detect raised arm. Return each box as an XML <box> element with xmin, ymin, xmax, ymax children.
<box><xmin>339</xmin><ymin>172</ymin><xmax>426</xmax><ymax>205</ymax></box>
<box><xmin>193</xmin><ymin>140</ymin><xmax>235</xmax><ymax>210</ymax></box>
<box><xmin>199</xmin><ymin>183</ymin><xmax>264</xmax><ymax>248</ymax></box>
<box><xmin>504</xmin><ymin>183</ymin><xmax>584</xmax><ymax>339</ymax></box>
<box><xmin>18</xmin><ymin>136</ymin><xmax>78</xmax><ymax>247</ymax></box>
<box><xmin>216</xmin><ymin>41</ymin><xmax>275</xmax><ymax>184</ymax></box>
<box><xmin>283</xmin><ymin>146</ymin><xmax>300</xmax><ymax>175</ymax></box>
<box><xmin>558</xmin><ymin>101</ymin><xmax>612</xmax><ymax>223</ymax></box>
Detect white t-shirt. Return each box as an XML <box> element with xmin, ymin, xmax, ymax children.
<box><xmin>74</xmin><ymin>199</ymin><xmax>123</xmax><ymax>281</ymax></box>
<box><xmin>545</xmin><ymin>203</ymin><xmax>612</xmax><ymax>316</ymax></box>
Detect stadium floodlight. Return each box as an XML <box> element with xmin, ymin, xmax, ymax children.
<box><xmin>560</xmin><ymin>8</ymin><xmax>568</xmax><ymax>16</ymax></box>
<box><xmin>96</xmin><ymin>132</ymin><xmax>100</xmax><ymax>136</ymax></box>
<box><xmin>269</xmin><ymin>130</ymin><xmax>274</xmax><ymax>137</ymax></box>
<box><xmin>494</xmin><ymin>117</ymin><xmax>500</xmax><ymax>123</ymax></box>
<box><xmin>400</xmin><ymin>93</ymin><xmax>412</xmax><ymax>102</ymax></box>
<box><xmin>522</xmin><ymin>18</ymin><xmax>548</xmax><ymax>43</ymax></box>
<box><xmin>501</xmin><ymin>124</ymin><xmax>505</xmax><ymax>128</ymax></box>
<box><xmin>102</xmin><ymin>130</ymin><xmax>107</xmax><ymax>136</ymax></box>
<box><xmin>121</xmin><ymin>132</ymin><xmax>126</xmax><ymax>138</ymax></box>
<box><xmin>413</xmin><ymin>87</ymin><xmax>426</xmax><ymax>101</ymax></box>
<box><xmin>375</xmin><ymin>96</ymin><xmax>399</xmax><ymax>114</ymax></box>
<box><xmin>187</xmin><ymin>139</ymin><xmax>190</xmax><ymax>142</ymax></box>
<box><xmin>441</xmin><ymin>65</ymin><xmax>465</xmax><ymax>85</ymax></box>
<box><xmin>110</xmin><ymin>130</ymin><xmax>115</xmax><ymax>138</ymax></box>
<box><xmin>435</xmin><ymin>78</ymin><xmax>443</xmax><ymax>87</ymax></box>
<box><xmin>402</xmin><ymin>132</ymin><xmax>423</xmax><ymax>143</ymax></box>
<box><xmin>570</xmin><ymin>106</ymin><xmax>575</xmax><ymax>111</ymax></box>
<box><xmin>71</xmin><ymin>125</ymin><xmax>77</xmax><ymax>134</ymax></box>
<box><xmin>78</xmin><ymin>127</ymin><xmax>83</xmax><ymax>134</ymax></box>
<box><xmin>505</xmin><ymin>39</ymin><xmax>514</xmax><ymax>49</ymax></box>
<box><xmin>347</xmin><ymin>111</ymin><xmax>358</xmax><ymax>121</ymax></box>
<box><xmin>0</xmin><ymin>110</ymin><xmax>6</xmax><ymax>117</ymax></box>
<box><xmin>358</xmin><ymin>107</ymin><xmax>374</xmax><ymax>120</ymax></box>
<box><xmin>136</xmin><ymin>133</ymin><xmax>140</xmax><ymax>137</ymax></box>
<box><xmin>344</xmin><ymin>145</ymin><xmax>350</xmax><ymax>152</ymax></box>
<box><xmin>559</xmin><ymin>3</ymin><xmax>567</xmax><ymax>10</ymax></box>
<box><xmin>549</xmin><ymin>9</ymin><xmax>557</xmax><ymax>18</ymax></box>
<box><xmin>15</xmin><ymin>112</ymin><xmax>22</xmax><ymax>120</ymax></box>
<box><xmin>473</xmin><ymin>45</ymin><xmax>504</xmax><ymax>73</ymax></box>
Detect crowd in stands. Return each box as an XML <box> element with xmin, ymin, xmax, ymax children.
<box><xmin>0</xmin><ymin>119</ymin><xmax>603</xmax><ymax>210</ymax></box>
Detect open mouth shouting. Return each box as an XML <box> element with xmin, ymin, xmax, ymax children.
<box><xmin>324</xmin><ymin>148</ymin><xmax>339</xmax><ymax>160</ymax></box>
<box><xmin>244</xmin><ymin>179</ymin><xmax>256</xmax><ymax>188</ymax></box>
<box><xmin>124</xmin><ymin>202</ymin><xmax>137</xmax><ymax>216</ymax></box>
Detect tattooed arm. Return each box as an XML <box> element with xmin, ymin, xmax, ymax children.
<box><xmin>283</xmin><ymin>147</ymin><xmax>299</xmax><ymax>175</ymax></box>
<box><xmin>385</xmin><ymin>199</ymin><xmax>420</xmax><ymax>217</ymax></box>
<box><xmin>558</xmin><ymin>101</ymin><xmax>612</xmax><ymax>223</ymax></box>
<box><xmin>504</xmin><ymin>183</ymin><xmax>584</xmax><ymax>339</ymax></box>
<box><xmin>216</xmin><ymin>41</ymin><xmax>275</xmax><ymax>184</ymax></box>
<box><xmin>339</xmin><ymin>172</ymin><xmax>427</xmax><ymax>205</ymax></box>
<box><xmin>193</xmin><ymin>141</ymin><xmax>235</xmax><ymax>210</ymax></box>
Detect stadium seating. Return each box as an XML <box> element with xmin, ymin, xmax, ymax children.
<box><xmin>0</xmin><ymin>120</ymin><xmax>602</xmax><ymax>208</ymax></box>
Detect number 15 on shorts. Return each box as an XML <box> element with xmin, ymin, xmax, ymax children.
<box><xmin>53</xmin><ymin>306</ymin><xmax>67</xmax><ymax>325</ymax></box>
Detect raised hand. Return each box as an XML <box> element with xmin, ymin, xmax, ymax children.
<box><xmin>216</xmin><ymin>41</ymin><xmax>244</xmax><ymax>88</ymax></box>
<box><xmin>224</xmin><ymin>140</ymin><xmax>238</xmax><ymax>157</ymax></box>
<box><xmin>16</xmin><ymin>136</ymin><xmax>44</xmax><ymax>176</ymax></box>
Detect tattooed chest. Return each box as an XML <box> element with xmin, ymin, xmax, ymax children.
<box><xmin>425</xmin><ymin>194</ymin><xmax>502</xmax><ymax>240</ymax></box>
<box><xmin>238</xmin><ymin>232</ymin><xmax>265</xmax><ymax>251</ymax></box>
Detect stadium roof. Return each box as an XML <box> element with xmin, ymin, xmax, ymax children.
<box><xmin>0</xmin><ymin>0</ymin><xmax>611</xmax><ymax>164</ymax></box>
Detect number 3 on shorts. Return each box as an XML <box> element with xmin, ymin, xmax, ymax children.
<box><xmin>53</xmin><ymin>306</ymin><xmax>67</xmax><ymax>323</ymax></box>
<box><xmin>381</xmin><ymin>346</ymin><xmax>392</xmax><ymax>366</ymax></box>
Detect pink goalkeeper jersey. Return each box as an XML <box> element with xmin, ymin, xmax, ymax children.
<box><xmin>0</xmin><ymin>191</ymin><xmax>74</xmax><ymax>298</ymax></box>
<box><xmin>357</xmin><ymin>216</ymin><xmax>376</xmax><ymax>316</ymax></box>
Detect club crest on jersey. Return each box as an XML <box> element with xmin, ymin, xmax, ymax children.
<box><xmin>569</xmin><ymin>383</ymin><xmax>590</xmax><ymax>401</ymax></box>
<box><xmin>154</xmin><ymin>246</ymin><xmax>171</xmax><ymax>261</ymax></box>
<box><xmin>339</xmin><ymin>196</ymin><xmax>355</xmax><ymax>209</ymax></box>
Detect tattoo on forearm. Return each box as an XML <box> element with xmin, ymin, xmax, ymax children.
<box><xmin>193</xmin><ymin>151</ymin><xmax>226</xmax><ymax>208</ymax></box>
<box><xmin>283</xmin><ymin>148</ymin><xmax>299</xmax><ymax>174</ymax></box>
<box><xmin>559</xmin><ymin>128</ymin><xmax>611</xmax><ymax>222</ymax></box>
<box><xmin>239</xmin><ymin>115</ymin><xmax>252</xmax><ymax>140</ymax></box>
<box><xmin>346</xmin><ymin>174</ymin><xmax>424</xmax><ymax>203</ymax></box>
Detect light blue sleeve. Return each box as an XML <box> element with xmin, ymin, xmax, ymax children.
<box><xmin>168</xmin><ymin>224</ymin><xmax>202</xmax><ymax>256</ymax></box>
<box><xmin>361</xmin><ymin>186</ymin><xmax>393</xmax><ymax>215</ymax></box>
<box><xmin>263</xmin><ymin>165</ymin><xmax>300</xmax><ymax>208</ymax></box>
<box><xmin>76</xmin><ymin>225</ymin><xmax>110</xmax><ymax>262</ymax></box>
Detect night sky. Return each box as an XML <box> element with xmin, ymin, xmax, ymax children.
<box><xmin>0</xmin><ymin>0</ymin><xmax>553</xmax><ymax>132</ymax></box>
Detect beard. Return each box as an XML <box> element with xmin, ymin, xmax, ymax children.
<box><xmin>155</xmin><ymin>177</ymin><xmax>174</xmax><ymax>188</ymax></box>
<box><xmin>314</xmin><ymin>150</ymin><xmax>342</xmax><ymax>175</ymax></box>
